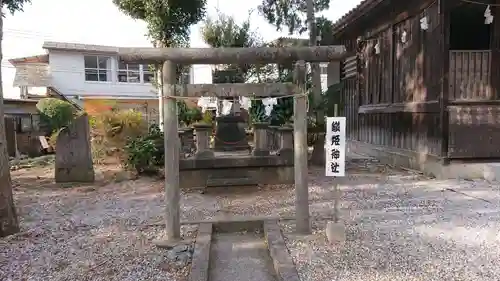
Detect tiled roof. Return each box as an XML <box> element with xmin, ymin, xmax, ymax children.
<box><xmin>332</xmin><ymin>0</ymin><xmax>386</xmax><ymax>34</ymax></box>
<box><xmin>8</xmin><ymin>54</ymin><xmax>49</xmax><ymax>65</ymax></box>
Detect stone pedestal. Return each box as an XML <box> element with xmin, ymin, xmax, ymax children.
<box><xmin>178</xmin><ymin>128</ymin><xmax>194</xmax><ymax>158</ymax></box>
<box><xmin>213</xmin><ymin>114</ymin><xmax>250</xmax><ymax>152</ymax></box>
<box><xmin>278</xmin><ymin>126</ymin><xmax>294</xmax><ymax>159</ymax></box>
<box><xmin>252</xmin><ymin>122</ymin><xmax>270</xmax><ymax>156</ymax></box>
<box><xmin>268</xmin><ymin>126</ymin><xmax>280</xmax><ymax>152</ymax></box>
<box><xmin>193</xmin><ymin>124</ymin><xmax>214</xmax><ymax>159</ymax></box>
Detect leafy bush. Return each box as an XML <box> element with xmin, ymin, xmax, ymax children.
<box><xmin>200</xmin><ymin>110</ymin><xmax>213</xmax><ymax>124</ymax></box>
<box><xmin>177</xmin><ymin>100</ymin><xmax>203</xmax><ymax>126</ymax></box>
<box><xmin>90</xmin><ymin>109</ymin><xmax>148</xmax><ymax>165</ymax></box>
<box><xmin>249</xmin><ymin>100</ymin><xmax>268</xmax><ymax>123</ymax></box>
<box><xmin>36</xmin><ymin>98</ymin><xmax>76</xmax><ymax>133</ymax></box>
<box><xmin>270</xmin><ymin>97</ymin><xmax>293</xmax><ymax>125</ymax></box>
<box><xmin>124</xmin><ymin>124</ymin><xmax>164</xmax><ymax>173</ymax></box>
<box><xmin>124</xmin><ymin>137</ymin><xmax>157</xmax><ymax>173</ymax></box>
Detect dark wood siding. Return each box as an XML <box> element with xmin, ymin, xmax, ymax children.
<box><xmin>340</xmin><ymin>1</ymin><xmax>442</xmax><ymax>158</ymax></box>
<box><xmin>338</xmin><ymin>0</ymin><xmax>500</xmax><ymax>161</ymax></box>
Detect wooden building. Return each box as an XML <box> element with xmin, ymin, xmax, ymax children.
<box><xmin>334</xmin><ymin>0</ymin><xmax>500</xmax><ymax>171</ymax></box>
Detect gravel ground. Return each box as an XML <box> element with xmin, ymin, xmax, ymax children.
<box><xmin>280</xmin><ymin>172</ymin><xmax>500</xmax><ymax>281</ymax></box>
<box><xmin>2</xmin><ymin>161</ymin><xmax>499</xmax><ymax>280</ymax></box>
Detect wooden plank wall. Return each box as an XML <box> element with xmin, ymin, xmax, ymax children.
<box><xmin>342</xmin><ymin>1</ymin><xmax>443</xmax><ymax>157</ymax></box>
<box><xmin>446</xmin><ymin>0</ymin><xmax>500</xmax><ymax>159</ymax></box>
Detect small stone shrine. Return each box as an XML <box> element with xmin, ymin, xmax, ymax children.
<box><xmin>212</xmin><ymin>69</ymin><xmax>250</xmax><ymax>152</ymax></box>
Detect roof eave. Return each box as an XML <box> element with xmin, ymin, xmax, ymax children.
<box><xmin>332</xmin><ymin>0</ymin><xmax>387</xmax><ymax>36</ymax></box>
<box><xmin>8</xmin><ymin>54</ymin><xmax>49</xmax><ymax>65</ymax></box>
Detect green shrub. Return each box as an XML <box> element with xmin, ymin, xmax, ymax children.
<box><xmin>36</xmin><ymin>98</ymin><xmax>76</xmax><ymax>133</ymax></box>
<box><xmin>124</xmin><ymin>136</ymin><xmax>157</xmax><ymax>173</ymax></box>
<box><xmin>90</xmin><ymin>109</ymin><xmax>148</xmax><ymax>165</ymax></box>
<box><xmin>177</xmin><ymin>100</ymin><xmax>203</xmax><ymax>126</ymax></box>
<box><xmin>124</xmin><ymin>124</ymin><xmax>164</xmax><ymax>173</ymax></box>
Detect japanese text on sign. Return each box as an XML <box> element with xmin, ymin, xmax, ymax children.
<box><xmin>325</xmin><ymin>117</ymin><xmax>346</xmax><ymax>177</ymax></box>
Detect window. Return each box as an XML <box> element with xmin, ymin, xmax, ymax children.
<box><xmin>31</xmin><ymin>114</ymin><xmax>40</xmax><ymax>131</ymax></box>
<box><xmin>13</xmin><ymin>114</ymin><xmax>34</xmax><ymax>133</ymax></box>
<box><xmin>84</xmin><ymin>55</ymin><xmax>111</xmax><ymax>82</ymax></box>
<box><xmin>118</xmin><ymin>62</ymin><xmax>140</xmax><ymax>83</ymax></box>
<box><xmin>142</xmin><ymin>65</ymin><xmax>154</xmax><ymax>84</ymax></box>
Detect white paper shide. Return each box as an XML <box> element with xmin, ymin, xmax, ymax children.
<box><xmin>325</xmin><ymin>117</ymin><xmax>346</xmax><ymax>177</ymax></box>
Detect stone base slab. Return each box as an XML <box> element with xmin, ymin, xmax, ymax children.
<box><xmin>348</xmin><ymin>140</ymin><xmax>500</xmax><ymax>180</ymax></box>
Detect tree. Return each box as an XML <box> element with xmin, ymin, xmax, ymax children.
<box><xmin>113</xmin><ymin>0</ymin><xmax>207</xmax><ymax>131</ymax></box>
<box><xmin>201</xmin><ymin>12</ymin><xmax>261</xmax><ymax>81</ymax></box>
<box><xmin>258</xmin><ymin>0</ymin><xmax>336</xmax><ymax>165</ymax></box>
<box><xmin>0</xmin><ymin>0</ymin><xmax>33</xmax><ymax>237</ymax></box>
<box><xmin>113</xmin><ymin>0</ymin><xmax>206</xmax><ymax>47</ymax></box>
<box><xmin>258</xmin><ymin>0</ymin><xmax>331</xmax><ymax>35</ymax></box>
<box><xmin>200</xmin><ymin>12</ymin><xmax>262</xmax><ymax>115</ymax></box>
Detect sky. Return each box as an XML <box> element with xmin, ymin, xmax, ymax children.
<box><xmin>1</xmin><ymin>0</ymin><xmax>362</xmax><ymax>98</ymax></box>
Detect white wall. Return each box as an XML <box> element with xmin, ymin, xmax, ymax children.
<box><xmin>48</xmin><ymin>50</ymin><xmax>156</xmax><ymax>99</ymax></box>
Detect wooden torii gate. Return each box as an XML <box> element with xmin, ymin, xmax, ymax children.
<box><xmin>118</xmin><ymin>46</ymin><xmax>346</xmax><ymax>243</ymax></box>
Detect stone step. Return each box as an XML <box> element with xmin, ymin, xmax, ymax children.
<box><xmin>206</xmin><ymin>177</ymin><xmax>257</xmax><ymax>187</ymax></box>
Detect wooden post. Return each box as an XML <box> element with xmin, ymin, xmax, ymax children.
<box><xmin>293</xmin><ymin>60</ymin><xmax>310</xmax><ymax>234</ymax></box>
<box><xmin>439</xmin><ymin>0</ymin><xmax>450</xmax><ymax>164</ymax></box>
<box><xmin>162</xmin><ymin>60</ymin><xmax>180</xmax><ymax>241</ymax></box>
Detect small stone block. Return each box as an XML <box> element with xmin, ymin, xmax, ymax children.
<box><xmin>264</xmin><ymin>220</ymin><xmax>300</xmax><ymax>281</ymax></box>
<box><xmin>153</xmin><ymin>237</ymin><xmax>194</xmax><ymax>249</ymax></box>
<box><xmin>277</xmin><ymin>148</ymin><xmax>293</xmax><ymax>159</ymax></box>
<box><xmin>188</xmin><ymin>223</ymin><xmax>212</xmax><ymax>281</ymax></box>
<box><xmin>253</xmin><ymin>122</ymin><xmax>270</xmax><ymax>129</ymax></box>
<box><xmin>252</xmin><ymin>149</ymin><xmax>270</xmax><ymax>156</ymax></box>
<box><xmin>325</xmin><ymin>221</ymin><xmax>346</xmax><ymax>244</ymax></box>
<box><xmin>195</xmin><ymin>150</ymin><xmax>215</xmax><ymax>159</ymax></box>
<box><xmin>192</xmin><ymin>123</ymin><xmax>213</xmax><ymax>129</ymax></box>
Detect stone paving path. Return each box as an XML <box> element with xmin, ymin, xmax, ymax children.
<box><xmin>208</xmin><ymin>232</ymin><xmax>277</xmax><ymax>281</ymax></box>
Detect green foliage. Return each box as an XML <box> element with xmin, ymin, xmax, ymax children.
<box><xmin>90</xmin><ymin>109</ymin><xmax>148</xmax><ymax>165</ymax></box>
<box><xmin>257</xmin><ymin>0</ymin><xmax>331</xmax><ymax>34</ymax></box>
<box><xmin>177</xmin><ymin>100</ymin><xmax>203</xmax><ymax>127</ymax></box>
<box><xmin>315</xmin><ymin>16</ymin><xmax>334</xmax><ymax>45</ymax></box>
<box><xmin>3</xmin><ymin>0</ymin><xmax>31</xmax><ymax>14</ymax></box>
<box><xmin>36</xmin><ymin>98</ymin><xmax>76</xmax><ymax>133</ymax></box>
<box><xmin>200</xmin><ymin>110</ymin><xmax>213</xmax><ymax>124</ymax></box>
<box><xmin>124</xmin><ymin>124</ymin><xmax>163</xmax><ymax>173</ymax></box>
<box><xmin>201</xmin><ymin>11</ymin><xmax>261</xmax><ymax>81</ymax></box>
<box><xmin>270</xmin><ymin>97</ymin><xmax>294</xmax><ymax>125</ymax></box>
<box><xmin>113</xmin><ymin>0</ymin><xmax>206</xmax><ymax>46</ymax></box>
<box><xmin>306</xmin><ymin>81</ymin><xmax>344</xmax><ymax>132</ymax></box>
<box><xmin>249</xmin><ymin>100</ymin><xmax>269</xmax><ymax>123</ymax></box>
<box><xmin>322</xmin><ymin>82</ymin><xmax>344</xmax><ymax>116</ymax></box>
<box><xmin>201</xmin><ymin>12</ymin><xmax>259</xmax><ymax>48</ymax></box>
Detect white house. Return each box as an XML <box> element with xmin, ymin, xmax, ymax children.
<box><xmin>9</xmin><ymin>41</ymin><xmax>216</xmax><ymax>123</ymax></box>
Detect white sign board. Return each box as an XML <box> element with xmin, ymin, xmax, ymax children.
<box><xmin>325</xmin><ymin>117</ymin><xmax>346</xmax><ymax>177</ymax></box>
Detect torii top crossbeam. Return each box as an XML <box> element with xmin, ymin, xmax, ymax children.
<box><xmin>118</xmin><ymin>45</ymin><xmax>347</xmax><ymax>65</ymax></box>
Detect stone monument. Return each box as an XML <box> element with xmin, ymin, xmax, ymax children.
<box><xmin>55</xmin><ymin>114</ymin><xmax>95</xmax><ymax>183</ymax></box>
